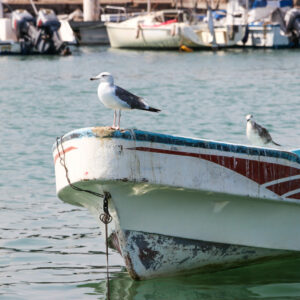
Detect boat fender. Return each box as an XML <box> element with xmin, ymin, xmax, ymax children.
<box><xmin>180</xmin><ymin>44</ymin><xmax>193</xmax><ymax>52</ymax></box>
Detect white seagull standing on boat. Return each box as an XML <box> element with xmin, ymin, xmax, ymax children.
<box><xmin>246</xmin><ymin>114</ymin><xmax>281</xmax><ymax>146</ymax></box>
<box><xmin>90</xmin><ymin>72</ymin><xmax>161</xmax><ymax>129</ymax></box>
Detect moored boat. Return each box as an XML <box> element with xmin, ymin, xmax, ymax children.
<box><xmin>105</xmin><ymin>10</ymin><xmax>208</xmax><ymax>49</ymax></box>
<box><xmin>230</xmin><ymin>0</ymin><xmax>300</xmax><ymax>48</ymax></box>
<box><xmin>53</xmin><ymin>127</ymin><xmax>300</xmax><ymax>280</ymax></box>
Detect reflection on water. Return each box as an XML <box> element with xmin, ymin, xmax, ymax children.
<box><xmin>79</xmin><ymin>256</ymin><xmax>300</xmax><ymax>299</ymax></box>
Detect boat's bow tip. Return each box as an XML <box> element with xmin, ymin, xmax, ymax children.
<box><xmin>291</xmin><ymin>149</ymin><xmax>300</xmax><ymax>158</ymax></box>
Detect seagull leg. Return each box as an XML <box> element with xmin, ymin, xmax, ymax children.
<box><xmin>117</xmin><ymin>110</ymin><xmax>121</xmax><ymax>130</ymax></box>
<box><xmin>112</xmin><ymin>110</ymin><xmax>117</xmax><ymax>129</ymax></box>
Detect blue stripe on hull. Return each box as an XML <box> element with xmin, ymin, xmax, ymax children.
<box><xmin>57</xmin><ymin>127</ymin><xmax>300</xmax><ymax>164</ymax></box>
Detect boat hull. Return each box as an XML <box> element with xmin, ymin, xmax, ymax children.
<box><xmin>111</xmin><ymin>229</ymin><xmax>289</xmax><ymax>280</ymax></box>
<box><xmin>53</xmin><ymin>127</ymin><xmax>300</xmax><ymax>279</ymax></box>
<box><xmin>69</xmin><ymin>20</ymin><xmax>109</xmax><ymax>45</ymax></box>
<box><xmin>238</xmin><ymin>24</ymin><xmax>292</xmax><ymax>48</ymax></box>
<box><xmin>106</xmin><ymin>23</ymin><xmax>199</xmax><ymax>49</ymax></box>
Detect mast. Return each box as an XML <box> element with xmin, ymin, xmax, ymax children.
<box><xmin>29</xmin><ymin>0</ymin><xmax>38</xmax><ymax>15</ymax></box>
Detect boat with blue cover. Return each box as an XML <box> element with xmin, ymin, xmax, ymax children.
<box><xmin>53</xmin><ymin>126</ymin><xmax>300</xmax><ymax>280</ymax></box>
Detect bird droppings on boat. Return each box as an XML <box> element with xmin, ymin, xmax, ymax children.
<box><xmin>92</xmin><ymin>126</ymin><xmax>116</xmax><ymax>138</ymax></box>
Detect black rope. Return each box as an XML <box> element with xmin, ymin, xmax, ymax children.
<box><xmin>100</xmin><ymin>192</ymin><xmax>112</xmax><ymax>300</ymax></box>
<box><xmin>56</xmin><ymin>136</ymin><xmax>105</xmax><ymax>198</ymax></box>
<box><xmin>56</xmin><ymin>136</ymin><xmax>112</xmax><ymax>299</ymax></box>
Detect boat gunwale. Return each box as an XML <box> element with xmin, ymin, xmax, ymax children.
<box><xmin>52</xmin><ymin>127</ymin><xmax>300</xmax><ymax>164</ymax></box>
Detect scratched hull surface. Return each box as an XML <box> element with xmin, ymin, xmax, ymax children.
<box><xmin>53</xmin><ymin>126</ymin><xmax>300</xmax><ymax>279</ymax></box>
<box><xmin>110</xmin><ymin>230</ymin><xmax>289</xmax><ymax>280</ymax></box>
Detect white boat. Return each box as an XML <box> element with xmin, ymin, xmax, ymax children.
<box><xmin>62</xmin><ymin>7</ymin><xmax>140</xmax><ymax>45</ymax></box>
<box><xmin>229</xmin><ymin>0</ymin><xmax>300</xmax><ymax>48</ymax></box>
<box><xmin>106</xmin><ymin>9</ymin><xmax>246</xmax><ymax>49</ymax></box>
<box><xmin>53</xmin><ymin>127</ymin><xmax>300</xmax><ymax>280</ymax></box>
<box><xmin>105</xmin><ymin>10</ymin><xmax>207</xmax><ymax>49</ymax></box>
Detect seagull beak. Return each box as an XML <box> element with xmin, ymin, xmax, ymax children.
<box><xmin>90</xmin><ymin>77</ymin><xmax>98</xmax><ymax>81</ymax></box>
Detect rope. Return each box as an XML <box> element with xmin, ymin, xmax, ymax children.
<box><xmin>56</xmin><ymin>137</ymin><xmax>105</xmax><ymax>198</ymax></box>
<box><xmin>56</xmin><ymin>136</ymin><xmax>112</xmax><ymax>299</ymax></box>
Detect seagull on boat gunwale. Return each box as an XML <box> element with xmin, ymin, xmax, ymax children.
<box><xmin>90</xmin><ymin>72</ymin><xmax>161</xmax><ymax>129</ymax></box>
<box><xmin>246</xmin><ymin>114</ymin><xmax>281</xmax><ymax>147</ymax></box>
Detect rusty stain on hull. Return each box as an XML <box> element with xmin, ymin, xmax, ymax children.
<box><xmin>124</xmin><ymin>254</ymin><xmax>141</xmax><ymax>280</ymax></box>
<box><xmin>111</xmin><ymin>229</ymin><xmax>292</xmax><ymax>280</ymax></box>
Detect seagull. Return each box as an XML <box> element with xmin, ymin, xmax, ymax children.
<box><xmin>246</xmin><ymin>114</ymin><xmax>281</xmax><ymax>146</ymax></box>
<box><xmin>90</xmin><ymin>72</ymin><xmax>160</xmax><ymax>129</ymax></box>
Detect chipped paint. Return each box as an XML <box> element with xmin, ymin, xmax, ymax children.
<box><xmin>115</xmin><ymin>230</ymin><xmax>291</xmax><ymax>280</ymax></box>
<box><xmin>124</xmin><ymin>253</ymin><xmax>141</xmax><ymax>280</ymax></box>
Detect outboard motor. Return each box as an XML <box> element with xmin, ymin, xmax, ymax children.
<box><xmin>35</xmin><ymin>9</ymin><xmax>69</xmax><ymax>54</ymax></box>
<box><xmin>12</xmin><ymin>8</ymin><xmax>70</xmax><ymax>55</ymax></box>
<box><xmin>12</xmin><ymin>9</ymin><xmax>37</xmax><ymax>54</ymax></box>
<box><xmin>285</xmin><ymin>8</ymin><xmax>300</xmax><ymax>44</ymax></box>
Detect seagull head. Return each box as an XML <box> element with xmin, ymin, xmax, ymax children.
<box><xmin>90</xmin><ymin>72</ymin><xmax>114</xmax><ymax>85</ymax></box>
<box><xmin>246</xmin><ymin>114</ymin><xmax>253</xmax><ymax>122</ymax></box>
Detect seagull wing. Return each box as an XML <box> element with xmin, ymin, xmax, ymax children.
<box><xmin>115</xmin><ymin>86</ymin><xmax>160</xmax><ymax>112</ymax></box>
<box><xmin>253</xmin><ymin>122</ymin><xmax>272</xmax><ymax>144</ymax></box>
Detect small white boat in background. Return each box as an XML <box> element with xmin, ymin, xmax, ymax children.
<box><xmin>193</xmin><ymin>13</ymin><xmax>246</xmax><ymax>48</ymax></box>
<box><xmin>106</xmin><ymin>10</ymin><xmax>206</xmax><ymax>49</ymax></box>
<box><xmin>230</xmin><ymin>0</ymin><xmax>300</xmax><ymax>48</ymax></box>
<box><xmin>61</xmin><ymin>6</ymin><xmax>140</xmax><ymax>45</ymax></box>
<box><xmin>53</xmin><ymin>127</ymin><xmax>300</xmax><ymax>280</ymax></box>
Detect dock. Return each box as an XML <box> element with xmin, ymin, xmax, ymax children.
<box><xmin>2</xmin><ymin>0</ymin><xmax>227</xmax><ymax>14</ymax></box>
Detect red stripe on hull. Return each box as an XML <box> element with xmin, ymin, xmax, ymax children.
<box><xmin>128</xmin><ymin>147</ymin><xmax>300</xmax><ymax>185</ymax></box>
<box><xmin>54</xmin><ymin>146</ymin><xmax>77</xmax><ymax>164</ymax></box>
<box><xmin>266</xmin><ymin>179</ymin><xmax>300</xmax><ymax>196</ymax></box>
<box><xmin>288</xmin><ymin>193</ymin><xmax>300</xmax><ymax>200</ymax></box>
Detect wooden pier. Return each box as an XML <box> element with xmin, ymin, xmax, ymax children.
<box><xmin>1</xmin><ymin>0</ymin><xmax>226</xmax><ymax>14</ymax></box>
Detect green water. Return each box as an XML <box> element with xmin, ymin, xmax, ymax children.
<box><xmin>1</xmin><ymin>46</ymin><xmax>300</xmax><ymax>299</ymax></box>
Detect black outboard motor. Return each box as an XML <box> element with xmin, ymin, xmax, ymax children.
<box><xmin>35</xmin><ymin>9</ymin><xmax>69</xmax><ymax>54</ymax></box>
<box><xmin>12</xmin><ymin>9</ymin><xmax>37</xmax><ymax>54</ymax></box>
<box><xmin>285</xmin><ymin>8</ymin><xmax>300</xmax><ymax>44</ymax></box>
<box><xmin>12</xmin><ymin>8</ymin><xmax>70</xmax><ymax>55</ymax></box>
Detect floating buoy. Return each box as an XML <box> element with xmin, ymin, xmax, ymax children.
<box><xmin>180</xmin><ymin>45</ymin><xmax>193</xmax><ymax>52</ymax></box>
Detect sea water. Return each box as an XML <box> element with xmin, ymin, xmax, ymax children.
<box><xmin>1</xmin><ymin>46</ymin><xmax>300</xmax><ymax>299</ymax></box>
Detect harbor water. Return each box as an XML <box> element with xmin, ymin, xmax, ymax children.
<box><xmin>1</xmin><ymin>46</ymin><xmax>300</xmax><ymax>299</ymax></box>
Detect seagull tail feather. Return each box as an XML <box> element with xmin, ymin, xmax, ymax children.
<box><xmin>272</xmin><ymin>140</ymin><xmax>281</xmax><ymax>146</ymax></box>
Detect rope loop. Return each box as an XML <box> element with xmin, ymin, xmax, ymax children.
<box><xmin>100</xmin><ymin>191</ymin><xmax>112</xmax><ymax>224</ymax></box>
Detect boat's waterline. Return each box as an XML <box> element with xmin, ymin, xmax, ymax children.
<box><xmin>53</xmin><ymin>126</ymin><xmax>300</xmax><ymax>279</ymax></box>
